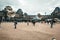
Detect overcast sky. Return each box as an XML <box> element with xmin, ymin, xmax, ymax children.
<box><xmin>0</xmin><ymin>0</ymin><xmax>60</xmax><ymax>15</ymax></box>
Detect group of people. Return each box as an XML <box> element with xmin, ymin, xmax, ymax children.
<box><xmin>14</xmin><ymin>21</ymin><xmax>36</xmax><ymax>29</ymax></box>
<box><xmin>14</xmin><ymin>20</ymin><xmax>54</xmax><ymax>29</ymax></box>
<box><xmin>0</xmin><ymin>18</ymin><xmax>55</xmax><ymax>29</ymax></box>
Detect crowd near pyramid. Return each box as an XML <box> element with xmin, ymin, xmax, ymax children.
<box><xmin>0</xmin><ymin>6</ymin><xmax>60</xmax><ymax>28</ymax></box>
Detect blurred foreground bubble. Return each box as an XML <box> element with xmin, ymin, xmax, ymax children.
<box><xmin>52</xmin><ymin>38</ymin><xmax>56</xmax><ymax>40</ymax></box>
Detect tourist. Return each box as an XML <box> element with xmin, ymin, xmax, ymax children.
<box><xmin>14</xmin><ymin>21</ymin><xmax>17</xmax><ymax>29</ymax></box>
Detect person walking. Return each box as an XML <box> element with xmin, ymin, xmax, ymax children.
<box><xmin>27</xmin><ymin>22</ymin><xmax>29</xmax><ymax>26</ymax></box>
<box><xmin>50</xmin><ymin>19</ymin><xmax>54</xmax><ymax>28</ymax></box>
<box><xmin>14</xmin><ymin>21</ymin><xmax>17</xmax><ymax>29</ymax></box>
<box><xmin>0</xmin><ymin>17</ymin><xmax>2</xmax><ymax>28</ymax></box>
<box><xmin>32</xmin><ymin>21</ymin><xmax>36</xmax><ymax>26</ymax></box>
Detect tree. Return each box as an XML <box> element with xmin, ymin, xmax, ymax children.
<box><xmin>24</xmin><ymin>12</ymin><xmax>28</xmax><ymax>17</ymax></box>
<box><xmin>37</xmin><ymin>13</ymin><xmax>41</xmax><ymax>18</ymax></box>
<box><xmin>16</xmin><ymin>9</ymin><xmax>23</xmax><ymax>18</ymax></box>
<box><xmin>2</xmin><ymin>9</ymin><xmax>8</xmax><ymax>21</ymax></box>
<box><xmin>4</xmin><ymin>6</ymin><xmax>12</xmax><ymax>11</ymax></box>
<box><xmin>2</xmin><ymin>6</ymin><xmax>13</xmax><ymax>21</ymax></box>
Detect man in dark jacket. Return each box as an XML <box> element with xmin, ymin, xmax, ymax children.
<box><xmin>32</xmin><ymin>21</ymin><xmax>36</xmax><ymax>26</ymax></box>
<box><xmin>50</xmin><ymin>19</ymin><xmax>54</xmax><ymax>28</ymax></box>
<box><xmin>14</xmin><ymin>21</ymin><xmax>17</xmax><ymax>29</ymax></box>
<box><xmin>0</xmin><ymin>17</ymin><xmax>2</xmax><ymax>28</ymax></box>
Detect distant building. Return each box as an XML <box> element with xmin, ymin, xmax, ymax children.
<box><xmin>0</xmin><ymin>11</ymin><xmax>4</xmax><ymax>17</ymax></box>
<box><xmin>25</xmin><ymin>15</ymin><xmax>36</xmax><ymax>20</ymax></box>
<box><xmin>51</xmin><ymin>7</ymin><xmax>60</xmax><ymax>18</ymax></box>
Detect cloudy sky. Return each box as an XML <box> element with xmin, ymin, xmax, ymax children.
<box><xmin>0</xmin><ymin>0</ymin><xmax>60</xmax><ymax>15</ymax></box>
